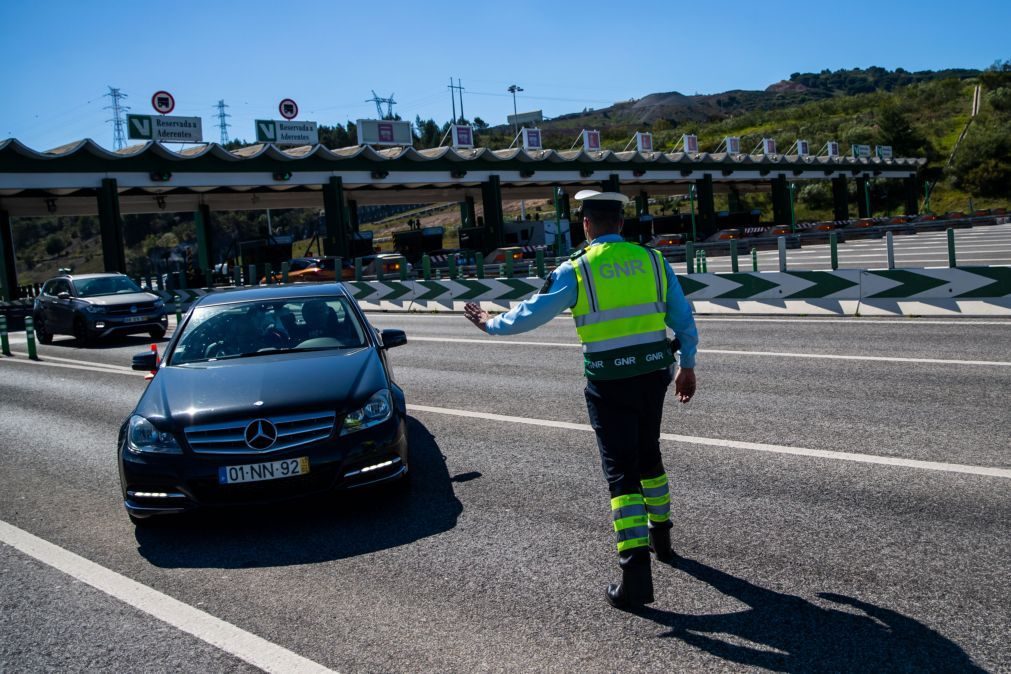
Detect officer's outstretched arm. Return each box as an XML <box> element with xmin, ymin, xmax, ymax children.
<box><xmin>463</xmin><ymin>264</ymin><xmax>578</xmax><ymax>336</ymax></box>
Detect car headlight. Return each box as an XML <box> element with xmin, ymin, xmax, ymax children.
<box><xmin>126</xmin><ymin>415</ymin><xmax>182</xmax><ymax>454</ymax></box>
<box><xmin>84</xmin><ymin>304</ymin><xmax>102</xmax><ymax>314</ymax></box>
<box><xmin>153</xmin><ymin>299</ymin><xmax>164</xmax><ymax>309</ymax></box>
<box><xmin>341</xmin><ymin>390</ymin><xmax>392</xmax><ymax>435</ymax></box>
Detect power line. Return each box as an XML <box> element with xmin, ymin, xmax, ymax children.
<box><xmin>214</xmin><ymin>99</ymin><xmax>231</xmax><ymax>144</ymax></box>
<box><xmin>103</xmin><ymin>86</ymin><xmax>129</xmax><ymax>150</ymax></box>
<box><xmin>449</xmin><ymin>78</ymin><xmax>465</xmax><ymax>123</ymax></box>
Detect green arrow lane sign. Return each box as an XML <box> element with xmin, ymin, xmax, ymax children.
<box><xmin>454</xmin><ymin>280</ymin><xmax>494</xmax><ymax>301</ymax></box>
<box><xmin>676</xmin><ymin>275</ymin><xmax>708</xmax><ymax>296</ymax></box>
<box><xmin>715</xmin><ymin>273</ymin><xmax>781</xmax><ymax>299</ymax></box>
<box><xmin>954</xmin><ymin>267</ymin><xmax>1011</xmax><ymax>298</ymax></box>
<box><xmin>127</xmin><ymin>114</ymin><xmax>203</xmax><ymax>142</ymax></box>
<box><xmin>381</xmin><ymin>282</ymin><xmax>412</xmax><ymax>302</ymax></box>
<box><xmin>128</xmin><ymin>114</ymin><xmax>153</xmax><ymax>139</ymax></box>
<box><xmin>255</xmin><ymin>120</ymin><xmax>277</xmax><ymax>142</ymax></box>
<box><xmin>783</xmin><ymin>271</ymin><xmax>859</xmax><ymax>299</ymax></box>
<box><xmin>496</xmin><ymin>279</ymin><xmax>539</xmax><ymax>300</ymax></box>
<box><xmin>415</xmin><ymin>281</ymin><xmax>451</xmax><ymax>301</ymax></box>
<box><xmin>348</xmin><ymin>282</ymin><xmax>378</xmax><ymax>300</ymax></box>
<box><xmin>864</xmin><ymin>270</ymin><xmax>948</xmax><ymax>299</ymax></box>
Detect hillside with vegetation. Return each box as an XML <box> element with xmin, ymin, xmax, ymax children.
<box><xmin>12</xmin><ymin>64</ymin><xmax>1010</xmax><ymax>285</ymax></box>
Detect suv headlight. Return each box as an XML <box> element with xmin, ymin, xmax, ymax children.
<box><xmin>341</xmin><ymin>390</ymin><xmax>392</xmax><ymax>435</ymax></box>
<box><xmin>126</xmin><ymin>415</ymin><xmax>182</xmax><ymax>454</ymax></box>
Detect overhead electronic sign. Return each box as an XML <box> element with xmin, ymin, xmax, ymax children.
<box><xmin>357</xmin><ymin>119</ymin><xmax>413</xmax><ymax>146</ymax></box>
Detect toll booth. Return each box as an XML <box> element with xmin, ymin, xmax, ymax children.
<box><xmin>239</xmin><ymin>235</ymin><xmax>293</xmax><ymax>270</ymax></box>
<box><xmin>350</xmin><ymin>231</ymin><xmax>374</xmax><ymax>258</ymax></box>
<box><xmin>392</xmin><ymin>226</ymin><xmax>445</xmax><ymax>263</ymax></box>
<box><xmin>458</xmin><ymin>226</ymin><xmax>489</xmax><ymax>254</ymax></box>
<box><xmin>621</xmin><ymin>217</ymin><xmax>655</xmax><ymax>244</ymax></box>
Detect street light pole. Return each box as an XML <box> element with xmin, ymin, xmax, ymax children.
<box><xmin>507</xmin><ymin>84</ymin><xmax>523</xmax><ymax>137</ymax></box>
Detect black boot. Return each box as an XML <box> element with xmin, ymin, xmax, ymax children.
<box><xmin>606</xmin><ymin>558</ymin><xmax>654</xmax><ymax>609</ymax></box>
<box><xmin>649</xmin><ymin>526</ymin><xmax>676</xmax><ymax>564</ymax></box>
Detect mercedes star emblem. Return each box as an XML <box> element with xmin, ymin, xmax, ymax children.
<box><xmin>244</xmin><ymin>419</ymin><xmax>278</xmax><ymax>450</ymax></box>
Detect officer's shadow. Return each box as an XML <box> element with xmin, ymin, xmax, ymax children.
<box><xmin>638</xmin><ymin>556</ymin><xmax>983</xmax><ymax>672</ymax></box>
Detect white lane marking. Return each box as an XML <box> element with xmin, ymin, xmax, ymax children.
<box><xmin>401</xmin><ymin>336</ymin><xmax>1011</xmax><ymax>367</ymax></box>
<box><xmin>366</xmin><ymin>313</ymin><xmax>1011</xmax><ymax>326</ymax></box>
<box><xmin>406</xmin><ymin>404</ymin><xmax>1011</xmax><ymax>479</ymax></box>
<box><xmin>0</xmin><ymin>356</ymin><xmax>148</xmax><ymax>377</ymax></box>
<box><xmin>9</xmin><ymin>351</ymin><xmax>133</xmax><ymax>370</ymax></box>
<box><xmin>0</xmin><ymin>521</ymin><xmax>337</xmax><ymax>674</ymax></box>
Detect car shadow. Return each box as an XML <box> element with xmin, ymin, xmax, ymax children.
<box><xmin>47</xmin><ymin>334</ymin><xmax>169</xmax><ymax>350</ymax></box>
<box><xmin>636</xmin><ymin>556</ymin><xmax>983</xmax><ymax>672</ymax></box>
<box><xmin>134</xmin><ymin>416</ymin><xmax>462</xmax><ymax>569</ymax></box>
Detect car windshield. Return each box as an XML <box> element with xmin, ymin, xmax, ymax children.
<box><xmin>73</xmin><ymin>276</ymin><xmax>143</xmax><ymax>297</ymax></box>
<box><xmin>169</xmin><ymin>296</ymin><xmax>367</xmax><ymax>365</ymax></box>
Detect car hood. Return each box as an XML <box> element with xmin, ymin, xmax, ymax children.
<box><xmin>136</xmin><ymin>347</ymin><xmax>386</xmax><ymax>430</ymax></box>
<box><xmin>82</xmin><ymin>292</ymin><xmax>159</xmax><ymax>307</ymax></box>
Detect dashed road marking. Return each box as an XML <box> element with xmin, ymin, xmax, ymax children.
<box><xmin>0</xmin><ymin>520</ymin><xmax>338</xmax><ymax>674</ymax></box>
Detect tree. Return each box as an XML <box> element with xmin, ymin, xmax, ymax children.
<box><xmin>875</xmin><ymin>104</ymin><xmax>930</xmax><ymax>157</ymax></box>
<box><xmin>473</xmin><ymin>117</ymin><xmax>489</xmax><ymax>130</ymax></box>
<box><xmin>45</xmin><ymin>235</ymin><xmax>65</xmax><ymax>256</ymax></box>
<box><xmin>948</xmin><ymin>118</ymin><xmax>1011</xmax><ymax>197</ymax></box>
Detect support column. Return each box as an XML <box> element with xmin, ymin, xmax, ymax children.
<box><xmin>480</xmin><ymin>176</ymin><xmax>504</xmax><ymax>250</ymax></box>
<box><xmin>771</xmin><ymin>174</ymin><xmax>790</xmax><ymax>225</ymax></box>
<box><xmin>322</xmin><ymin>176</ymin><xmax>349</xmax><ymax>258</ymax></box>
<box><xmin>560</xmin><ymin>192</ymin><xmax>571</xmax><ymax>221</ymax></box>
<box><xmin>695</xmin><ymin>174</ymin><xmax>717</xmax><ymax>239</ymax></box>
<box><xmin>728</xmin><ymin>185</ymin><xmax>742</xmax><ymax>213</ymax></box>
<box><xmin>194</xmin><ymin>204</ymin><xmax>213</xmax><ymax>271</ymax></box>
<box><xmin>600</xmin><ymin>173</ymin><xmax>620</xmax><ymax>193</ymax></box>
<box><xmin>635</xmin><ymin>190</ymin><xmax>649</xmax><ymax>217</ymax></box>
<box><xmin>855</xmin><ymin>177</ymin><xmax>870</xmax><ymax>218</ymax></box>
<box><xmin>903</xmin><ymin>175</ymin><xmax>919</xmax><ymax>216</ymax></box>
<box><xmin>0</xmin><ymin>210</ymin><xmax>17</xmax><ymax>301</ymax></box>
<box><xmin>348</xmin><ymin>199</ymin><xmax>360</xmax><ymax>233</ymax></box>
<box><xmin>831</xmin><ymin>176</ymin><xmax>849</xmax><ymax>221</ymax></box>
<box><xmin>463</xmin><ymin>195</ymin><xmax>477</xmax><ymax>228</ymax></box>
<box><xmin>98</xmin><ymin>178</ymin><xmax>126</xmax><ymax>272</ymax></box>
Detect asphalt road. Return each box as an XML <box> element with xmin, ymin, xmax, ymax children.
<box><xmin>1</xmin><ymin>313</ymin><xmax>1009</xmax><ymax>672</ymax></box>
<box><xmin>690</xmin><ymin>223</ymin><xmax>1011</xmax><ymax>273</ymax></box>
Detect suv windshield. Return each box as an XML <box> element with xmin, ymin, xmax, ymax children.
<box><xmin>169</xmin><ymin>296</ymin><xmax>367</xmax><ymax>365</ymax></box>
<box><xmin>74</xmin><ymin>276</ymin><xmax>143</xmax><ymax>297</ymax></box>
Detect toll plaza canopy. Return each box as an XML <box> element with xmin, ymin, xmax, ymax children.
<box><xmin>0</xmin><ymin>138</ymin><xmax>924</xmax><ymax>216</ymax></box>
<box><xmin>0</xmin><ymin>137</ymin><xmax>926</xmax><ymax>299</ymax></box>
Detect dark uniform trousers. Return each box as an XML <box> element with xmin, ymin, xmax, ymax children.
<box><xmin>584</xmin><ymin>366</ymin><xmax>674</xmax><ymax>569</ymax></box>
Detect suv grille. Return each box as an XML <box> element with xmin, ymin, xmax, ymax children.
<box><xmin>105</xmin><ymin>302</ymin><xmax>158</xmax><ymax>316</ymax></box>
<box><xmin>184</xmin><ymin>411</ymin><xmax>337</xmax><ymax>455</ymax></box>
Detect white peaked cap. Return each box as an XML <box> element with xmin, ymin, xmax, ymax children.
<box><xmin>573</xmin><ymin>190</ymin><xmax>630</xmax><ymax>205</ymax></box>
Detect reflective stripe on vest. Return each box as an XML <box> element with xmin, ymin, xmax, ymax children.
<box><xmin>571</xmin><ymin>242</ymin><xmax>674</xmax><ymax>380</ymax></box>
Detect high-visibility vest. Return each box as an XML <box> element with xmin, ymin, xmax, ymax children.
<box><xmin>570</xmin><ymin>241</ymin><xmax>674</xmax><ymax>380</ymax></box>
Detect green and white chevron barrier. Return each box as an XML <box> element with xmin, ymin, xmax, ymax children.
<box><xmin>347</xmin><ymin>278</ymin><xmax>544</xmax><ymax>311</ymax></box>
<box><xmin>857</xmin><ymin>266</ymin><xmax>1011</xmax><ymax>316</ymax></box>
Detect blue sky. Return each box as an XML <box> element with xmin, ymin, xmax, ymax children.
<box><xmin>0</xmin><ymin>0</ymin><xmax>1006</xmax><ymax>150</ymax></box>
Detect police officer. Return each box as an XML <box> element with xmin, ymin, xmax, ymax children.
<box><xmin>464</xmin><ymin>190</ymin><xmax>698</xmax><ymax>609</ymax></box>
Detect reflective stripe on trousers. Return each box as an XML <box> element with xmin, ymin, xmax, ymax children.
<box><xmin>640</xmin><ymin>473</ymin><xmax>670</xmax><ymax>523</ymax></box>
<box><xmin>611</xmin><ymin>493</ymin><xmax>650</xmax><ymax>552</ymax></box>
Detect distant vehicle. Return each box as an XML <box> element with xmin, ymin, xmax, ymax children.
<box><xmin>650</xmin><ymin>234</ymin><xmax>686</xmax><ymax>247</ymax></box>
<box><xmin>263</xmin><ymin>257</ymin><xmax>355</xmax><ymax>283</ymax></box>
<box><xmin>120</xmin><ymin>283</ymin><xmax>410</xmax><ymax>524</ymax></box>
<box><xmin>33</xmin><ymin>273</ymin><xmax>168</xmax><ymax>346</ymax></box>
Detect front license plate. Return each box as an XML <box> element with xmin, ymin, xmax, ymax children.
<box><xmin>124</xmin><ymin>315</ymin><xmax>148</xmax><ymax>323</ymax></box>
<box><xmin>218</xmin><ymin>457</ymin><xmax>310</xmax><ymax>485</ymax></box>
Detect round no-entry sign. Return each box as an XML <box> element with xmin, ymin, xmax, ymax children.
<box><xmin>279</xmin><ymin>98</ymin><xmax>298</xmax><ymax>120</ymax></box>
<box><xmin>151</xmin><ymin>91</ymin><xmax>175</xmax><ymax>114</ymax></box>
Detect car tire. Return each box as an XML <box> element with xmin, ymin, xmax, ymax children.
<box><xmin>73</xmin><ymin>317</ymin><xmax>92</xmax><ymax>347</ymax></box>
<box><xmin>35</xmin><ymin>317</ymin><xmax>54</xmax><ymax>345</ymax></box>
<box><xmin>149</xmin><ymin>326</ymin><xmax>166</xmax><ymax>340</ymax></box>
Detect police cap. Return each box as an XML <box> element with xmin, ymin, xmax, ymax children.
<box><xmin>575</xmin><ymin>190</ymin><xmax>628</xmax><ymax>221</ymax></box>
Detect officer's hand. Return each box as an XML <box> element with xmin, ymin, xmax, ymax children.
<box><xmin>464</xmin><ymin>302</ymin><xmax>490</xmax><ymax>333</ymax></box>
<box><xmin>675</xmin><ymin>368</ymin><xmax>696</xmax><ymax>404</ymax></box>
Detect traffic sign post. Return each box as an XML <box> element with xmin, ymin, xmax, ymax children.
<box><xmin>151</xmin><ymin>91</ymin><xmax>175</xmax><ymax>114</ymax></box>
<box><xmin>279</xmin><ymin>99</ymin><xmax>298</xmax><ymax>120</ymax></box>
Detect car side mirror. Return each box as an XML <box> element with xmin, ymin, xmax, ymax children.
<box><xmin>132</xmin><ymin>351</ymin><xmax>159</xmax><ymax>371</ymax></box>
<box><xmin>57</xmin><ymin>292</ymin><xmax>71</xmax><ymax>300</ymax></box>
<box><xmin>380</xmin><ymin>329</ymin><xmax>407</xmax><ymax>349</ymax></box>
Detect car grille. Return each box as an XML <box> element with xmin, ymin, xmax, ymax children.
<box><xmin>104</xmin><ymin>302</ymin><xmax>158</xmax><ymax>316</ymax></box>
<box><xmin>184</xmin><ymin>411</ymin><xmax>337</xmax><ymax>455</ymax></box>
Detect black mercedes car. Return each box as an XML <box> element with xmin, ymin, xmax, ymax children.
<box><xmin>119</xmin><ymin>283</ymin><xmax>409</xmax><ymax>525</ymax></box>
<box><xmin>34</xmin><ymin>273</ymin><xmax>168</xmax><ymax>345</ymax></box>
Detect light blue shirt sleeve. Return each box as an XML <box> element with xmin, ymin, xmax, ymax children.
<box><xmin>663</xmin><ymin>260</ymin><xmax>699</xmax><ymax>369</ymax></box>
<box><xmin>485</xmin><ymin>262</ymin><xmax>577</xmax><ymax>335</ymax></box>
